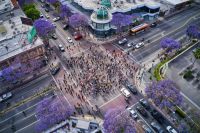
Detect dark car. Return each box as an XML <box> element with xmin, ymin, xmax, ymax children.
<box><xmin>150</xmin><ymin>122</ymin><xmax>164</xmax><ymax>133</ymax></box>
<box><xmin>51</xmin><ymin>33</ymin><xmax>57</xmax><ymax>39</ymax></box>
<box><xmin>136</xmin><ymin>105</ymin><xmax>148</xmax><ymax>117</ymax></box>
<box><xmin>150</xmin><ymin>23</ymin><xmax>157</xmax><ymax>28</ymax></box>
<box><xmin>63</xmin><ymin>24</ymin><xmax>69</xmax><ymax>30</ymax></box>
<box><xmin>126</xmin><ymin>84</ymin><xmax>137</xmax><ymax>94</ymax></box>
<box><xmin>150</xmin><ymin>109</ymin><xmax>165</xmax><ymax>124</ymax></box>
<box><xmin>44</xmin><ymin>8</ymin><xmax>49</xmax><ymax>12</ymax></box>
<box><xmin>118</xmin><ymin>38</ymin><xmax>128</xmax><ymax>45</ymax></box>
<box><xmin>139</xmin><ymin>99</ymin><xmax>150</xmax><ymax>109</ymax></box>
<box><xmin>50</xmin><ymin>66</ymin><xmax>60</xmax><ymax>75</ymax></box>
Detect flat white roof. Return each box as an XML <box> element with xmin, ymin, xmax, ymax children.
<box><xmin>163</xmin><ymin>0</ymin><xmax>190</xmax><ymax>5</ymax></box>
<box><xmin>76</xmin><ymin>120</ymin><xmax>90</xmax><ymax>130</ymax></box>
<box><xmin>0</xmin><ymin>16</ymin><xmax>43</xmax><ymax>62</ymax></box>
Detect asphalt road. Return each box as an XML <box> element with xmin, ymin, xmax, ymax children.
<box><xmin>0</xmin><ymin>74</ymin><xmax>54</xmax><ymax>133</ymax></box>
<box><xmin>112</xmin><ymin>6</ymin><xmax>200</xmax><ymax>63</ymax></box>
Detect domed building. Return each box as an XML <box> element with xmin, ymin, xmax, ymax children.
<box><xmin>90</xmin><ymin>6</ymin><xmax>114</xmax><ymax>37</ymax></box>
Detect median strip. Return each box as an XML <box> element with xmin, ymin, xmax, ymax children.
<box><xmin>0</xmin><ymin>87</ymin><xmax>53</xmax><ymax>116</ymax></box>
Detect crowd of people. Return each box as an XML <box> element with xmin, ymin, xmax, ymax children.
<box><xmin>60</xmin><ymin>45</ymin><xmax>139</xmax><ymax>101</ymax></box>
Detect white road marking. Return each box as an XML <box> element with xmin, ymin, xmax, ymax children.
<box><xmin>0</xmin><ymin>94</ymin><xmax>55</xmax><ymax>124</ymax></box>
<box><xmin>15</xmin><ymin>120</ymin><xmax>39</xmax><ymax>133</ymax></box>
<box><xmin>180</xmin><ymin>92</ymin><xmax>200</xmax><ymax>111</ymax></box>
<box><xmin>0</xmin><ymin>113</ymin><xmax>37</xmax><ymax>132</ymax></box>
<box><xmin>99</xmin><ymin>93</ymin><xmax>122</xmax><ymax>108</ymax></box>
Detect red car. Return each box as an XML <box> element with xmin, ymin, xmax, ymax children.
<box><xmin>74</xmin><ymin>32</ymin><xmax>82</xmax><ymax>40</ymax></box>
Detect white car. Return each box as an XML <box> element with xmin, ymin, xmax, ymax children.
<box><xmin>127</xmin><ymin>107</ymin><xmax>138</xmax><ymax>119</ymax></box>
<box><xmin>52</xmin><ymin>23</ymin><xmax>56</xmax><ymax>27</ymax></box>
<box><xmin>67</xmin><ymin>37</ymin><xmax>73</xmax><ymax>43</ymax></box>
<box><xmin>127</xmin><ymin>42</ymin><xmax>134</xmax><ymax>48</ymax></box>
<box><xmin>166</xmin><ymin>126</ymin><xmax>177</xmax><ymax>133</ymax></box>
<box><xmin>40</xmin><ymin>13</ymin><xmax>44</xmax><ymax>18</ymax></box>
<box><xmin>53</xmin><ymin>17</ymin><xmax>60</xmax><ymax>22</ymax></box>
<box><xmin>135</xmin><ymin>42</ymin><xmax>144</xmax><ymax>49</ymax></box>
<box><xmin>120</xmin><ymin>87</ymin><xmax>131</xmax><ymax>98</ymax></box>
<box><xmin>45</xmin><ymin>14</ymin><xmax>50</xmax><ymax>19</ymax></box>
<box><xmin>0</xmin><ymin>92</ymin><xmax>12</xmax><ymax>102</ymax></box>
<box><xmin>58</xmin><ymin>44</ymin><xmax>65</xmax><ymax>52</ymax></box>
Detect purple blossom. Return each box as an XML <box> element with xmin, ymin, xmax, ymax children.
<box><xmin>160</xmin><ymin>38</ymin><xmax>180</xmax><ymax>53</ymax></box>
<box><xmin>103</xmin><ymin>107</ymin><xmax>136</xmax><ymax>133</ymax></box>
<box><xmin>33</xmin><ymin>19</ymin><xmax>55</xmax><ymax>39</ymax></box>
<box><xmin>186</xmin><ymin>25</ymin><xmax>199</xmax><ymax>38</ymax></box>
<box><xmin>46</xmin><ymin>0</ymin><xmax>58</xmax><ymax>4</ymax></box>
<box><xmin>59</xmin><ymin>5</ymin><xmax>71</xmax><ymax>19</ymax></box>
<box><xmin>35</xmin><ymin>97</ymin><xmax>74</xmax><ymax>132</ymax></box>
<box><xmin>18</xmin><ymin>0</ymin><xmax>34</xmax><ymax>7</ymax></box>
<box><xmin>111</xmin><ymin>13</ymin><xmax>132</xmax><ymax>32</ymax></box>
<box><xmin>145</xmin><ymin>80</ymin><xmax>183</xmax><ymax>110</ymax></box>
<box><xmin>69</xmin><ymin>13</ymin><xmax>88</xmax><ymax>29</ymax></box>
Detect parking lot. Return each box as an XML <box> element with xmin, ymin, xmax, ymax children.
<box><xmin>166</xmin><ymin>43</ymin><xmax>200</xmax><ymax>109</ymax></box>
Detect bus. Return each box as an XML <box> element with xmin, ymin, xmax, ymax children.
<box><xmin>130</xmin><ymin>23</ymin><xmax>150</xmax><ymax>35</ymax></box>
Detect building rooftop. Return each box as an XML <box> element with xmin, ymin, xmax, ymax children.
<box><xmin>0</xmin><ymin>16</ymin><xmax>43</xmax><ymax>62</ymax></box>
<box><xmin>0</xmin><ymin>0</ymin><xmax>14</xmax><ymax>13</ymax></box>
<box><xmin>74</xmin><ymin>0</ymin><xmax>160</xmax><ymax>13</ymax></box>
<box><xmin>163</xmin><ymin>0</ymin><xmax>190</xmax><ymax>5</ymax></box>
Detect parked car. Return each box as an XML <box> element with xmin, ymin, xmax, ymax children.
<box><xmin>40</xmin><ymin>13</ymin><xmax>44</xmax><ymax>18</ymax></box>
<box><xmin>67</xmin><ymin>37</ymin><xmax>73</xmax><ymax>43</ymax></box>
<box><xmin>127</xmin><ymin>107</ymin><xmax>138</xmax><ymax>119</ymax></box>
<box><xmin>139</xmin><ymin>99</ymin><xmax>150</xmax><ymax>109</ymax></box>
<box><xmin>150</xmin><ymin>109</ymin><xmax>165</xmax><ymax>124</ymax></box>
<box><xmin>52</xmin><ymin>23</ymin><xmax>56</xmax><ymax>27</ymax></box>
<box><xmin>142</xmin><ymin>125</ymin><xmax>153</xmax><ymax>133</ymax></box>
<box><xmin>150</xmin><ymin>122</ymin><xmax>164</xmax><ymax>133</ymax></box>
<box><xmin>118</xmin><ymin>38</ymin><xmax>128</xmax><ymax>45</ymax></box>
<box><xmin>150</xmin><ymin>22</ymin><xmax>157</xmax><ymax>28</ymax></box>
<box><xmin>166</xmin><ymin>126</ymin><xmax>177</xmax><ymax>133</ymax></box>
<box><xmin>41</xmin><ymin>4</ymin><xmax>45</xmax><ymax>8</ymax></box>
<box><xmin>51</xmin><ymin>33</ymin><xmax>57</xmax><ymax>39</ymax></box>
<box><xmin>135</xmin><ymin>42</ymin><xmax>144</xmax><ymax>49</ymax></box>
<box><xmin>0</xmin><ymin>92</ymin><xmax>12</xmax><ymax>102</ymax></box>
<box><xmin>74</xmin><ymin>32</ymin><xmax>82</xmax><ymax>40</ymax></box>
<box><xmin>126</xmin><ymin>84</ymin><xmax>137</xmax><ymax>94</ymax></box>
<box><xmin>53</xmin><ymin>17</ymin><xmax>60</xmax><ymax>22</ymax></box>
<box><xmin>136</xmin><ymin>105</ymin><xmax>148</xmax><ymax>117</ymax></box>
<box><xmin>120</xmin><ymin>87</ymin><xmax>131</xmax><ymax>98</ymax></box>
<box><xmin>45</xmin><ymin>14</ymin><xmax>50</xmax><ymax>19</ymax></box>
<box><xmin>44</xmin><ymin>8</ymin><xmax>49</xmax><ymax>12</ymax></box>
<box><xmin>127</xmin><ymin>42</ymin><xmax>135</xmax><ymax>48</ymax></box>
<box><xmin>50</xmin><ymin>66</ymin><xmax>60</xmax><ymax>75</ymax></box>
<box><xmin>63</xmin><ymin>24</ymin><xmax>69</xmax><ymax>30</ymax></box>
<box><xmin>58</xmin><ymin>44</ymin><xmax>65</xmax><ymax>52</ymax></box>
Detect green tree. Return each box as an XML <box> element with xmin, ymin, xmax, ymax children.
<box><xmin>23</xmin><ymin>4</ymin><xmax>35</xmax><ymax>11</ymax></box>
<box><xmin>192</xmin><ymin>48</ymin><xmax>200</xmax><ymax>65</ymax></box>
<box><xmin>25</xmin><ymin>8</ymin><xmax>40</xmax><ymax>21</ymax></box>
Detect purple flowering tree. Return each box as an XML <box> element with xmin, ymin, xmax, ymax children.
<box><xmin>46</xmin><ymin>0</ymin><xmax>58</xmax><ymax>4</ymax></box>
<box><xmin>34</xmin><ymin>19</ymin><xmax>55</xmax><ymax>45</ymax></box>
<box><xmin>35</xmin><ymin>97</ymin><xmax>74</xmax><ymax>132</ymax></box>
<box><xmin>59</xmin><ymin>5</ymin><xmax>71</xmax><ymax>22</ymax></box>
<box><xmin>103</xmin><ymin>107</ymin><xmax>136</xmax><ymax>133</ymax></box>
<box><xmin>145</xmin><ymin>80</ymin><xmax>183</xmax><ymax>111</ymax></box>
<box><xmin>160</xmin><ymin>37</ymin><xmax>180</xmax><ymax>54</ymax></box>
<box><xmin>69</xmin><ymin>13</ymin><xmax>88</xmax><ymax>30</ymax></box>
<box><xmin>186</xmin><ymin>25</ymin><xmax>199</xmax><ymax>38</ymax></box>
<box><xmin>111</xmin><ymin>13</ymin><xmax>132</xmax><ymax>33</ymax></box>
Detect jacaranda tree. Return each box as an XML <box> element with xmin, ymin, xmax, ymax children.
<box><xmin>186</xmin><ymin>25</ymin><xmax>199</xmax><ymax>39</ymax></box>
<box><xmin>34</xmin><ymin>19</ymin><xmax>55</xmax><ymax>44</ymax></box>
<box><xmin>18</xmin><ymin>0</ymin><xmax>33</xmax><ymax>7</ymax></box>
<box><xmin>0</xmin><ymin>57</ymin><xmax>42</xmax><ymax>82</ymax></box>
<box><xmin>35</xmin><ymin>97</ymin><xmax>74</xmax><ymax>132</ymax></box>
<box><xmin>69</xmin><ymin>13</ymin><xmax>88</xmax><ymax>30</ymax></box>
<box><xmin>111</xmin><ymin>13</ymin><xmax>132</xmax><ymax>33</ymax></box>
<box><xmin>103</xmin><ymin>107</ymin><xmax>136</xmax><ymax>133</ymax></box>
<box><xmin>46</xmin><ymin>0</ymin><xmax>58</xmax><ymax>4</ymax></box>
<box><xmin>145</xmin><ymin>80</ymin><xmax>183</xmax><ymax>111</ymax></box>
<box><xmin>160</xmin><ymin>37</ymin><xmax>180</xmax><ymax>54</ymax></box>
<box><xmin>59</xmin><ymin>5</ymin><xmax>71</xmax><ymax>21</ymax></box>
